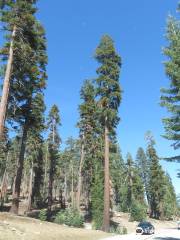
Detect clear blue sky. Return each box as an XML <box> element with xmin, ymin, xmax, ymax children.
<box><xmin>0</xmin><ymin>1</ymin><xmax>179</xmax><ymax>194</ymax></box>
<box><xmin>36</xmin><ymin>0</ymin><xmax>180</xmax><ymax>194</ymax></box>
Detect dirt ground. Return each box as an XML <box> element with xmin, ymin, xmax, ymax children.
<box><xmin>0</xmin><ymin>213</ymin><xmax>110</xmax><ymax>240</ymax></box>
<box><xmin>0</xmin><ymin>212</ymin><xmax>179</xmax><ymax>240</ymax></box>
<box><xmin>111</xmin><ymin>211</ymin><xmax>178</xmax><ymax>233</ymax></box>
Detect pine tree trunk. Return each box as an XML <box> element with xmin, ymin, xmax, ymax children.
<box><xmin>71</xmin><ymin>165</ymin><xmax>74</xmax><ymax>208</ymax></box>
<box><xmin>43</xmin><ymin>143</ymin><xmax>48</xmax><ymax>197</ymax></box>
<box><xmin>32</xmin><ymin>149</ymin><xmax>43</xmax><ymax>208</ymax></box>
<box><xmin>129</xmin><ymin>168</ymin><xmax>133</xmax><ymax>208</ymax></box>
<box><xmin>102</xmin><ymin>123</ymin><xmax>110</xmax><ymax>232</ymax></box>
<box><xmin>47</xmin><ymin>157</ymin><xmax>53</xmax><ymax>212</ymax></box>
<box><xmin>0</xmin><ymin>26</ymin><xmax>16</xmax><ymax>139</ymax></box>
<box><xmin>64</xmin><ymin>173</ymin><xmax>67</xmax><ymax>205</ymax></box>
<box><xmin>10</xmin><ymin>121</ymin><xmax>28</xmax><ymax>214</ymax></box>
<box><xmin>27</xmin><ymin>166</ymin><xmax>33</xmax><ymax>212</ymax></box>
<box><xmin>54</xmin><ymin>182</ymin><xmax>57</xmax><ymax>201</ymax></box>
<box><xmin>76</xmin><ymin>141</ymin><xmax>85</xmax><ymax>210</ymax></box>
<box><xmin>21</xmin><ymin>171</ymin><xmax>26</xmax><ymax>198</ymax></box>
<box><xmin>1</xmin><ymin>169</ymin><xmax>8</xmax><ymax>199</ymax></box>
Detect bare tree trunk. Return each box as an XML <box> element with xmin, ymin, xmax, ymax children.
<box><xmin>47</xmin><ymin>162</ymin><xmax>53</xmax><ymax>212</ymax></box>
<box><xmin>102</xmin><ymin>123</ymin><xmax>110</xmax><ymax>232</ymax></box>
<box><xmin>32</xmin><ymin>148</ymin><xmax>43</xmax><ymax>208</ymax></box>
<box><xmin>43</xmin><ymin>143</ymin><xmax>48</xmax><ymax>196</ymax></box>
<box><xmin>1</xmin><ymin>169</ymin><xmax>8</xmax><ymax>200</ymax></box>
<box><xmin>64</xmin><ymin>173</ymin><xmax>67</xmax><ymax>204</ymax></box>
<box><xmin>71</xmin><ymin>165</ymin><xmax>74</xmax><ymax>208</ymax></box>
<box><xmin>10</xmin><ymin>122</ymin><xmax>28</xmax><ymax>214</ymax></box>
<box><xmin>0</xmin><ymin>26</ymin><xmax>16</xmax><ymax>139</ymax></box>
<box><xmin>27</xmin><ymin>165</ymin><xmax>33</xmax><ymax>212</ymax></box>
<box><xmin>21</xmin><ymin>171</ymin><xmax>27</xmax><ymax>199</ymax></box>
<box><xmin>127</xmin><ymin>165</ymin><xmax>134</xmax><ymax>211</ymax></box>
<box><xmin>54</xmin><ymin>181</ymin><xmax>57</xmax><ymax>201</ymax></box>
<box><xmin>76</xmin><ymin>141</ymin><xmax>85</xmax><ymax>210</ymax></box>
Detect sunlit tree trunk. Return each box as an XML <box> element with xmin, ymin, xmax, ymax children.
<box><xmin>71</xmin><ymin>165</ymin><xmax>74</xmax><ymax>208</ymax></box>
<box><xmin>76</xmin><ymin>140</ymin><xmax>85</xmax><ymax>210</ymax></box>
<box><xmin>102</xmin><ymin>123</ymin><xmax>110</xmax><ymax>232</ymax></box>
<box><xmin>43</xmin><ymin>143</ymin><xmax>48</xmax><ymax>196</ymax></box>
<box><xmin>10</xmin><ymin>121</ymin><xmax>28</xmax><ymax>214</ymax></box>
<box><xmin>47</xmin><ymin>152</ymin><xmax>53</xmax><ymax>212</ymax></box>
<box><xmin>64</xmin><ymin>173</ymin><xmax>67</xmax><ymax>203</ymax></box>
<box><xmin>1</xmin><ymin>169</ymin><xmax>8</xmax><ymax>201</ymax></box>
<box><xmin>0</xmin><ymin>26</ymin><xmax>16</xmax><ymax>139</ymax></box>
<box><xmin>27</xmin><ymin>165</ymin><xmax>33</xmax><ymax>212</ymax></box>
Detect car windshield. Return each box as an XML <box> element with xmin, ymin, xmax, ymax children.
<box><xmin>138</xmin><ymin>222</ymin><xmax>152</xmax><ymax>228</ymax></box>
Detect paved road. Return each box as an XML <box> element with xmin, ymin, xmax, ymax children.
<box><xmin>102</xmin><ymin>228</ymin><xmax>180</xmax><ymax>240</ymax></box>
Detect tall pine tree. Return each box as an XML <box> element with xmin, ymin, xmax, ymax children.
<box><xmin>146</xmin><ymin>133</ymin><xmax>166</xmax><ymax>219</ymax></box>
<box><xmin>47</xmin><ymin>105</ymin><xmax>61</xmax><ymax>212</ymax></box>
<box><xmin>160</xmin><ymin>4</ymin><xmax>180</xmax><ymax>161</ymax></box>
<box><xmin>136</xmin><ymin>147</ymin><xmax>150</xmax><ymax>204</ymax></box>
<box><xmin>95</xmin><ymin>35</ymin><xmax>122</xmax><ymax>231</ymax></box>
<box><xmin>0</xmin><ymin>0</ymin><xmax>48</xmax><ymax>213</ymax></box>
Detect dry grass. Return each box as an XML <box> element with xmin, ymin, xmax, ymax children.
<box><xmin>0</xmin><ymin>213</ymin><xmax>111</xmax><ymax>240</ymax></box>
<box><xmin>112</xmin><ymin>211</ymin><xmax>177</xmax><ymax>234</ymax></box>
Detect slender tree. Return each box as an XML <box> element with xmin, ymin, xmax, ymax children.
<box><xmin>160</xmin><ymin>4</ymin><xmax>180</xmax><ymax>161</ymax></box>
<box><xmin>146</xmin><ymin>133</ymin><xmax>166</xmax><ymax>219</ymax></box>
<box><xmin>25</xmin><ymin>93</ymin><xmax>46</xmax><ymax>209</ymax></box>
<box><xmin>136</xmin><ymin>147</ymin><xmax>150</xmax><ymax>203</ymax></box>
<box><xmin>110</xmin><ymin>144</ymin><xmax>126</xmax><ymax>210</ymax></box>
<box><xmin>0</xmin><ymin>0</ymin><xmax>48</xmax><ymax>214</ymax></box>
<box><xmin>126</xmin><ymin>153</ymin><xmax>134</xmax><ymax>210</ymax></box>
<box><xmin>162</xmin><ymin>173</ymin><xmax>177</xmax><ymax>219</ymax></box>
<box><xmin>0</xmin><ymin>0</ymin><xmax>17</xmax><ymax>137</ymax></box>
<box><xmin>58</xmin><ymin>137</ymin><xmax>80</xmax><ymax>209</ymax></box>
<box><xmin>77</xmin><ymin>80</ymin><xmax>104</xmax><ymax>227</ymax></box>
<box><xmin>76</xmin><ymin>80</ymin><xmax>97</xmax><ymax>210</ymax></box>
<box><xmin>125</xmin><ymin>153</ymin><xmax>145</xmax><ymax>210</ymax></box>
<box><xmin>95</xmin><ymin>35</ymin><xmax>122</xmax><ymax>231</ymax></box>
<box><xmin>47</xmin><ymin>105</ymin><xmax>61</xmax><ymax>212</ymax></box>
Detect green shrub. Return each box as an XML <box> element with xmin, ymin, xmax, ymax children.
<box><xmin>122</xmin><ymin>226</ymin><xmax>128</xmax><ymax>234</ymax></box>
<box><xmin>54</xmin><ymin>210</ymin><xmax>66</xmax><ymax>224</ymax></box>
<box><xmin>130</xmin><ymin>201</ymin><xmax>146</xmax><ymax>222</ymax></box>
<box><xmin>54</xmin><ymin>208</ymin><xmax>84</xmax><ymax>228</ymax></box>
<box><xmin>39</xmin><ymin>209</ymin><xmax>47</xmax><ymax>221</ymax></box>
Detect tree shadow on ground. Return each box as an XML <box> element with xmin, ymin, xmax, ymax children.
<box><xmin>0</xmin><ymin>206</ymin><xmax>11</xmax><ymax>212</ymax></box>
<box><xmin>155</xmin><ymin>238</ymin><xmax>180</xmax><ymax>240</ymax></box>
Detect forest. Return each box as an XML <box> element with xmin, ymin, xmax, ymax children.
<box><xmin>0</xmin><ymin>0</ymin><xmax>180</xmax><ymax>235</ymax></box>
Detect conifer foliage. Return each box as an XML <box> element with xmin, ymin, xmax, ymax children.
<box><xmin>161</xmin><ymin>5</ymin><xmax>180</xmax><ymax>161</ymax></box>
<box><xmin>145</xmin><ymin>132</ymin><xmax>175</xmax><ymax>220</ymax></box>
<box><xmin>136</xmin><ymin>147</ymin><xmax>150</xmax><ymax>203</ymax></box>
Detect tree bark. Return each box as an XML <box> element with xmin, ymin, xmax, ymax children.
<box><xmin>27</xmin><ymin>165</ymin><xmax>33</xmax><ymax>212</ymax></box>
<box><xmin>0</xmin><ymin>26</ymin><xmax>16</xmax><ymax>139</ymax></box>
<box><xmin>10</xmin><ymin>121</ymin><xmax>28</xmax><ymax>214</ymax></box>
<box><xmin>43</xmin><ymin>143</ymin><xmax>48</xmax><ymax>196</ymax></box>
<box><xmin>1</xmin><ymin>169</ymin><xmax>8</xmax><ymax>199</ymax></box>
<box><xmin>64</xmin><ymin>173</ymin><xmax>67</xmax><ymax>204</ymax></box>
<box><xmin>102</xmin><ymin>123</ymin><xmax>110</xmax><ymax>232</ymax></box>
<box><xmin>32</xmin><ymin>148</ymin><xmax>43</xmax><ymax>208</ymax></box>
<box><xmin>47</xmin><ymin>155</ymin><xmax>53</xmax><ymax>212</ymax></box>
<box><xmin>71</xmin><ymin>165</ymin><xmax>74</xmax><ymax>208</ymax></box>
<box><xmin>76</xmin><ymin>140</ymin><xmax>85</xmax><ymax>210</ymax></box>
